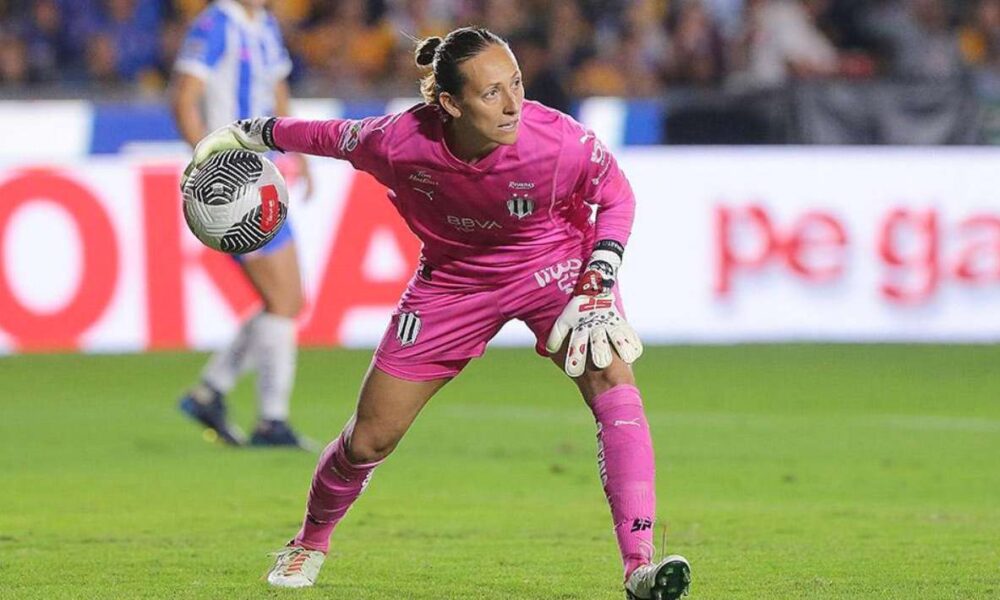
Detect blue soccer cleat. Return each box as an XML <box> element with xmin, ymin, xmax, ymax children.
<box><xmin>250</xmin><ymin>420</ymin><xmax>317</xmax><ymax>450</ymax></box>
<box><xmin>178</xmin><ymin>388</ymin><xmax>245</xmax><ymax>446</ymax></box>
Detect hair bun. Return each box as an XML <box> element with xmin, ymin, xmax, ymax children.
<box><xmin>415</xmin><ymin>36</ymin><xmax>443</xmax><ymax>67</ymax></box>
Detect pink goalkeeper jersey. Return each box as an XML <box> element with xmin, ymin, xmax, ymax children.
<box><xmin>273</xmin><ymin>100</ymin><xmax>635</xmax><ymax>289</ymax></box>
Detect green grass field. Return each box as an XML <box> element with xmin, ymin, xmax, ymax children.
<box><xmin>1</xmin><ymin>345</ymin><xmax>999</xmax><ymax>599</ymax></box>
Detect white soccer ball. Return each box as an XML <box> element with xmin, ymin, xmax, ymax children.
<box><xmin>182</xmin><ymin>149</ymin><xmax>289</xmax><ymax>254</ymax></box>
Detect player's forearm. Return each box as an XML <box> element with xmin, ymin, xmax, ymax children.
<box><xmin>272</xmin><ymin>118</ymin><xmax>347</xmax><ymax>158</ymax></box>
<box><xmin>170</xmin><ymin>71</ymin><xmax>210</xmax><ymax>148</ymax></box>
<box><xmin>593</xmin><ymin>177</ymin><xmax>636</xmax><ymax>249</ymax></box>
<box><xmin>171</xmin><ymin>88</ymin><xmax>206</xmax><ymax>147</ymax></box>
<box><xmin>273</xmin><ymin>80</ymin><xmax>292</xmax><ymax>118</ymax></box>
<box><xmin>175</xmin><ymin>112</ymin><xmax>206</xmax><ymax>148</ymax></box>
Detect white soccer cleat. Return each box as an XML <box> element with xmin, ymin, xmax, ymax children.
<box><xmin>265</xmin><ymin>546</ymin><xmax>326</xmax><ymax>588</ymax></box>
<box><xmin>624</xmin><ymin>555</ymin><xmax>691</xmax><ymax>600</ymax></box>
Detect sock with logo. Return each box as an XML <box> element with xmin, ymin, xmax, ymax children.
<box><xmin>590</xmin><ymin>384</ymin><xmax>657</xmax><ymax>579</ymax></box>
<box><xmin>292</xmin><ymin>434</ymin><xmax>383</xmax><ymax>552</ymax></box>
<box><xmin>200</xmin><ymin>312</ymin><xmax>260</xmax><ymax>395</ymax></box>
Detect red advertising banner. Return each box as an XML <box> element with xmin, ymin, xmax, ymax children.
<box><xmin>3</xmin><ymin>148</ymin><xmax>1000</xmax><ymax>353</ymax></box>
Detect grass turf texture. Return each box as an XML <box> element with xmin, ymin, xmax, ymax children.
<box><xmin>1</xmin><ymin>345</ymin><xmax>999</xmax><ymax>599</ymax></box>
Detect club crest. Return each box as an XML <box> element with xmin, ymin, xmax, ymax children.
<box><xmin>507</xmin><ymin>194</ymin><xmax>534</xmax><ymax>219</ymax></box>
<box><xmin>395</xmin><ymin>312</ymin><xmax>421</xmax><ymax>346</ymax></box>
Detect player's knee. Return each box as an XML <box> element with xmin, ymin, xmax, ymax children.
<box><xmin>346</xmin><ymin>435</ymin><xmax>398</xmax><ymax>464</ymax></box>
<box><xmin>578</xmin><ymin>361</ymin><xmax>635</xmax><ymax>400</ymax></box>
<box><xmin>263</xmin><ymin>287</ymin><xmax>304</xmax><ymax>318</ymax></box>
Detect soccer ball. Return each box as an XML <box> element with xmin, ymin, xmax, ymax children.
<box><xmin>182</xmin><ymin>149</ymin><xmax>289</xmax><ymax>254</ymax></box>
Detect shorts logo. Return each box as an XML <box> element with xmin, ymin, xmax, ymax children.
<box><xmin>507</xmin><ymin>194</ymin><xmax>534</xmax><ymax>219</ymax></box>
<box><xmin>508</xmin><ymin>181</ymin><xmax>535</xmax><ymax>190</ymax></box>
<box><xmin>533</xmin><ymin>258</ymin><xmax>582</xmax><ymax>294</ymax></box>
<box><xmin>339</xmin><ymin>121</ymin><xmax>362</xmax><ymax>153</ymax></box>
<box><xmin>396</xmin><ymin>312</ymin><xmax>421</xmax><ymax>346</ymax></box>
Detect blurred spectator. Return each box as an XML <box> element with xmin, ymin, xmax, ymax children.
<box><xmin>960</xmin><ymin>0</ymin><xmax>1000</xmax><ymax>68</ymax></box>
<box><xmin>862</xmin><ymin>0</ymin><xmax>965</xmax><ymax>80</ymax></box>
<box><xmin>579</xmin><ymin>0</ymin><xmax>629</xmax><ymax>55</ymax></box>
<box><xmin>572</xmin><ymin>45</ymin><xmax>629</xmax><ymax>97</ymax></box>
<box><xmin>270</xmin><ymin>0</ymin><xmax>312</xmax><ymax>26</ymax></box>
<box><xmin>616</xmin><ymin>0</ymin><xmax>670</xmax><ymax>93</ymax></box>
<box><xmin>99</xmin><ymin>0</ymin><xmax>162</xmax><ymax>87</ymax></box>
<box><xmin>961</xmin><ymin>0</ymin><xmax>1000</xmax><ymax>94</ymax></box>
<box><xmin>0</xmin><ymin>27</ymin><xmax>28</xmax><ymax>85</ymax></box>
<box><xmin>380</xmin><ymin>43</ymin><xmax>421</xmax><ymax>98</ymax></box>
<box><xmin>0</xmin><ymin>0</ymin><xmax>991</xmax><ymax>98</ymax></box>
<box><xmin>729</xmin><ymin>0</ymin><xmax>841</xmax><ymax>89</ymax></box>
<box><xmin>60</xmin><ymin>0</ymin><xmax>104</xmax><ymax>67</ymax></box>
<box><xmin>509</xmin><ymin>28</ymin><xmax>572</xmax><ymax>112</ymax></box>
<box><xmin>819</xmin><ymin>0</ymin><xmax>878</xmax><ymax>51</ymax></box>
<box><xmin>546</xmin><ymin>1</ymin><xmax>593</xmax><ymax>71</ymax></box>
<box><xmin>664</xmin><ymin>0</ymin><xmax>727</xmax><ymax>86</ymax></box>
<box><xmin>157</xmin><ymin>15</ymin><xmax>187</xmax><ymax>83</ymax></box>
<box><xmin>388</xmin><ymin>0</ymin><xmax>451</xmax><ymax>39</ymax></box>
<box><xmin>172</xmin><ymin>0</ymin><xmax>310</xmax><ymax>26</ymax></box>
<box><xmin>295</xmin><ymin>0</ymin><xmax>395</xmax><ymax>96</ymax></box>
<box><xmin>703</xmin><ymin>0</ymin><xmax>746</xmax><ymax>36</ymax></box>
<box><xmin>85</xmin><ymin>31</ymin><xmax>120</xmax><ymax>85</ymax></box>
<box><xmin>482</xmin><ymin>0</ymin><xmax>528</xmax><ymax>38</ymax></box>
<box><xmin>19</xmin><ymin>0</ymin><xmax>68</xmax><ymax>82</ymax></box>
<box><xmin>174</xmin><ymin>0</ymin><xmax>206</xmax><ymax>21</ymax></box>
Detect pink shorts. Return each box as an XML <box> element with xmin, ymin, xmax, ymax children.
<box><xmin>373</xmin><ymin>246</ymin><xmax>627</xmax><ymax>382</ymax></box>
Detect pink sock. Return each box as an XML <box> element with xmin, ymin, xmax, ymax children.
<box><xmin>292</xmin><ymin>435</ymin><xmax>382</xmax><ymax>553</ymax></box>
<box><xmin>590</xmin><ymin>384</ymin><xmax>657</xmax><ymax>579</ymax></box>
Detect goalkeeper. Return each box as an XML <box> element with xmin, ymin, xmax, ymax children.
<box><xmin>184</xmin><ymin>26</ymin><xmax>690</xmax><ymax>600</ymax></box>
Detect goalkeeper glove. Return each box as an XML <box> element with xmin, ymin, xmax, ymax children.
<box><xmin>545</xmin><ymin>243</ymin><xmax>643</xmax><ymax>378</ymax></box>
<box><xmin>181</xmin><ymin>117</ymin><xmax>280</xmax><ymax>187</ymax></box>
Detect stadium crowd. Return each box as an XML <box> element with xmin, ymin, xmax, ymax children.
<box><xmin>0</xmin><ymin>0</ymin><xmax>998</xmax><ymax>104</ymax></box>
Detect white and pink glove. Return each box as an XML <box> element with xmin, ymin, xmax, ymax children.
<box><xmin>544</xmin><ymin>244</ymin><xmax>643</xmax><ymax>377</ymax></box>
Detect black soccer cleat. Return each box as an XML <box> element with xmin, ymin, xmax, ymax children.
<box><xmin>178</xmin><ymin>390</ymin><xmax>245</xmax><ymax>446</ymax></box>
<box><xmin>249</xmin><ymin>420</ymin><xmax>316</xmax><ymax>450</ymax></box>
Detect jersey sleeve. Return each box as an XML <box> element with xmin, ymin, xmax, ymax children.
<box><xmin>272</xmin><ymin>114</ymin><xmax>399</xmax><ymax>188</ymax></box>
<box><xmin>564</xmin><ymin>121</ymin><xmax>636</xmax><ymax>248</ymax></box>
<box><xmin>174</xmin><ymin>11</ymin><xmax>227</xmax><ymax>80</ymax></box>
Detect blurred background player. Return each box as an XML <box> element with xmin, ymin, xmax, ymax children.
<box><xmin>184</xmin><ymin>27</ymin><xmax>691</xmax><ymax>599</ymax></box>
<box><xmin>171</xmin><ymin>0</ymin><xmax>313</xmax><ymax>448</ymax></box>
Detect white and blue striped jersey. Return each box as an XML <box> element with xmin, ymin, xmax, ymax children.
<box><xmin>174</xmin><ymin>0</ymin><xmax>293</xmax><ymax>130</ymax></box>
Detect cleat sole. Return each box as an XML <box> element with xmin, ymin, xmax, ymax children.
<box><xmin>652</xmin><ymin>557</ymin><xmax>691</xmax><ymax>600</ymax></box>
<box><xmin>625</xmin><ymin>555</ymin><xmax>691</xmax><ymax>600</ymax></box>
